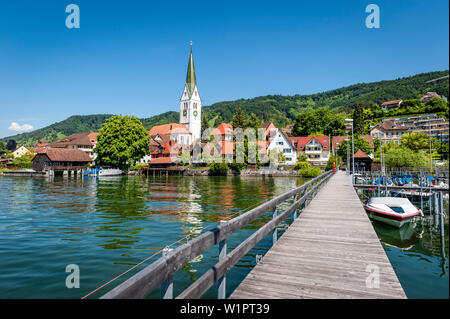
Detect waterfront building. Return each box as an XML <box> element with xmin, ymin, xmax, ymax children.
<box><xmin>267</xmin><ymin>130</ymin><xmax>297</xmax><ymax>165</ymax></box>
<box><xmin>380</xmin><ymin>99</ymin><xmax>403</xmax><ymax>111</ymax></box>
<box><xmin>32</xmin><ymin>148</ymin><xmax>92</xmax><ymax>172</ymax></box>
<box><xmin>351</xmin><ymin>150</ymin><xmax>373</xmax><ymax>172</ymax></box>
<box><xmin>47</xmin><ymin>132</ymin><xmax>98</xmax><ymax>159</ymax></box>
<box><xmin>369</xmin><ymin>120</ymin><xmax>408</xmax><ymax>144</ymax></box>
<box><xmin>289</xmin><ymin>136</ymin><xmax>330</xmax><ymax>167</ymax></box>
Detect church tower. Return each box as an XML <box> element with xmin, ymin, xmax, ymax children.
<box><xmin>180</xmin><ymin>43</ymin><xmax>201</xmax><ymax>142</ymax></box>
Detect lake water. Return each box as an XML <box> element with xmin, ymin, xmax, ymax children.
<box><xmin>0</xmin><ymin>175</ymin><xmax>448</xmax><ymax>299</ymax></box>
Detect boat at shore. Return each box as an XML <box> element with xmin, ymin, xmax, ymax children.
<box><xmin>364</xmin><ymin>197</ymin><xmax>422</xmax><ymax>228</ymax></box>
<box><xmin>84</xmin><ymin>166</ymin><xmax>123</xmax><ymax>177</ymax></box>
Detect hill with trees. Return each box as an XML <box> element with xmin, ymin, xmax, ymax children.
<box><xmin>2</xmin><ymin>70</ymin><xmax>448</xmax><ymax>146</ymax></box>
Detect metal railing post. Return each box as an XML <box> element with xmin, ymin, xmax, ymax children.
<box><xmin>272</xmin><ymin>206</ymin><xmax>277</xmax><ymax>245</ymax></box>
<box><xmin>161</xmin><ymin>247</ymin><xmax>174</xmax><ymax>299</ymax></box>
<box><xmin>218</xmin><ymin>220</ymin><xmax>227</xmax><ymax>299</ymax></box>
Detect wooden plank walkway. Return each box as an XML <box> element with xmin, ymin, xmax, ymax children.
<box><xmin>230</xmin><ymin>171</ymin><xmax>406</xmax><ymax>299</ymax></box>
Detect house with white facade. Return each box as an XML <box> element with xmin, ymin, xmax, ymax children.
<box><xmin>289</xmin><ymin>136</ymin><xmax>331</xmax><ymax>166</ymax></box>
<box><xmin>267</xmin><ymin>129</ymin><xmax>296</xmax><ymax>165</ymax></box>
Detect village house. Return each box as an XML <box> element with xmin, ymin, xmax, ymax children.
<box><xmin>380</xmin><ymin>99</ymin><xmax>403</xmax><ymax>111</ymax></box>
<box><xmin>32</xmin><ymin>148</ymin><xmax>92</xmax><ymax>173</ymax></box>
<box><xmin>384</xmin><ymin>114</ymin><xmax>449</xmax><ymax>142</ymax></box>
<box><xmin>289</xmin><ymin>136</ymin><xmax>330</xmax><ymax>167</ymax></box>
<box><xmin>267</xmin><ymin>129</ymin><xmax>297</xmax><ymax>165</ymax></box>
<box><xmin>420</xmin><ymin>92</ymin><xmax>440</xmax><ymax>103</ymax></box>
<box><xmin>47</xmin><ymin>132</ymin><xmax>98</xmax><ymax>160</ymax></box>
<box><xmin>11</xmin><ymin>145</ymin><xmax>31</xmax><ymax>158</ymax></box>
<box><xmin>369</xmin><ymin>120</ymin><xmax>408</xmax><ymax>144</ymax></box>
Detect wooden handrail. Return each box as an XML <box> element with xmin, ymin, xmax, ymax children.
<box><xmin>100</xmin><ymin>170</ymin><xmax>333</xmax><ymax>299</ymax></box>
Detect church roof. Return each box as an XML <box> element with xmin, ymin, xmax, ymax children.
<box><xmin>185</xmin><ymin>47</ymin><xmax>197</xmax><ymax>98</ymax></box>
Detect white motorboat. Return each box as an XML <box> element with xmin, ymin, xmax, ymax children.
<box><xmin>364</xmin><ymin>197</ymin><xmax>422</xmax><ymax>228</ymax></box>
<box><xmin>84</xmin><ymin>166</ymin><xmax>123</xmax><ymax>177</ymax></box>
<box><xmin>98</xmin><ymin>166</ymin><xmax>123</xmax><ymax>176</ymax></box>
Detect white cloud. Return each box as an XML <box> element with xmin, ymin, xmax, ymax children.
<box><xmin>8</xmin><ymin>122</ymin><xmax>34</xmax><ymax>133</ymax></box>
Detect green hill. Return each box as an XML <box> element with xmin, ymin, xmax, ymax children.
<box><xmin>3</xmin><ymin>70</ymin><xmax>448</xmax><ymax>146</ymax></box>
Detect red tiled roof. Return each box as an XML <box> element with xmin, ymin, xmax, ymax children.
<box><xmin>381</xmin><ymin>99</ymin><xmax>402</xmax><ymax>106</ymax></box>
<box><xmin>149</xmin><ymin>156</ymin><xmax>178</xmax><ymax>164</ymax></box>
<box><xmin>211</xmin><ymin>123</ymin><xmax>233</xmax><ymax>136</ymax></box>
<box><xmin>377</xmin><ymin>120</ymin><xmax>408</xmax><ymax>131</ymax></box>
<box><xmin>48</xmin><ymin>132</ymin><xmax>98</xmax><ymax>148</ymax></box>
<box><xmin>149</xmin><ymin>123</ymin><xmax>191</xmax><ymax>136</ymax></box>
<box><xmin>289</xmin><ymin>136</ymin><xmax>330</xmax><ymax>151</ymax></box>
<box><xmin>353</xmin><ymin>150</ymin><xmax>370</xmax><ymax>159</ymax></box>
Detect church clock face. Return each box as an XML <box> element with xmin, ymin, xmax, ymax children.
<box><xmin>183</xmin><ymin>110</ymin><xmax>187</xmax><ymax>117</ymax></box>
<box><xmin>193</xmin><ymin>111</ymin><xmax>198</xmax><ymax>117</ymax></box>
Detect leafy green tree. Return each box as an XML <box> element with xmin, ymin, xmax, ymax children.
<box><xmin>425</xmin><ymin>97</ymin><xmax>449</xmax><ymax>114</ymax></box>
<box><xmin>95</xmin><ymin>115</ymin><xmax>150</xmax><ymax>169</ymax></box>
<box><xmin>201</xmin><ymin>112</ymin><xmax>209</xmax><ymax>141</ymax></box>
<box><xmin>246</xmin><ymin>113</ymin><xmax>262</xmax><ymax>131</ymax></box>
<box><xmin>352</xmin><ymin>103</ymin><xmax>366</xmax><ymax>135</ymax></box>
<box><xmin>399</xmin><ymin>132</ymin><xmax>429</xmax><ymax>151</ymax></box>
<box><xmin>383</xmin><ymin>145</ymin><xmax>430</xmax><ymax>169</ymax></box>
<box><xmin>209</xmin><ymin>160</ymin><xmax>229</xmax><ymax>175</ymax></box>
<box><xmin>435</xmin><ymin>141</ymin><xmax>449</xmax><ymax>160</ymax></box>
<box><xmin>232</xmin><ymin>108</ymin><xmax>247</xmax><ymax>129</ymax></box>
<box><xmin>293</xmin><ymin>108</ymin><xmax>346</xmax><ymax>136</ymax></box>
<box><xmin>0</xmin><ymin>142</ymin><xmax>6</xmax><ymax>153</ymax></box>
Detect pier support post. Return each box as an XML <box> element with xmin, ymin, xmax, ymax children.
<box><xmin>161</xmin><ymin>247</ymin><xmax>174</xmax><ymax>299</ymax></box>
<box><xmin>218</xmin><ymin>220</ymin><xmax>227</xmax><ymax>299</ymax></box>
<box><xmin>272</xmin><ymin>206</ymin><xmax>277</xmax><ymax>245</ymax></box>
<box><xmin>293</xmin><ymin>194</ymin><xmax>298</xmax><ymax>219</ymax></box>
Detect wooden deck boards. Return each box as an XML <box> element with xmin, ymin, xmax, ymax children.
<box><xmin>230</xmin><ymin>171</ymin><xmax>406</xmax><ymax>299</ymax></box>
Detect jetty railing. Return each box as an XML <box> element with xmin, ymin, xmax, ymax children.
<box><xmin>100</xmin><ymin>169</ymin><xmax>334</xmax><ymax>299</ymax></box>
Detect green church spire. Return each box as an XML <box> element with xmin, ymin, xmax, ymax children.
<box><xmin>185</xmin><ymin>41</ymin><xmax>197</xmax><ymax>97</ymax></box>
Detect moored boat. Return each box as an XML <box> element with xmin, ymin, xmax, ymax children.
<box><xmin>364</xmin><ymin>197</ymin><xmax>422</xmax><ymax>228</ymax></box>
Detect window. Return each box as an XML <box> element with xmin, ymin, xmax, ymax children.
<box><xmin>283</xmin><ymin>148</ymin><xmax>291</xmax><ymax>153</ymax></box>
<box><xmin>277</xmin><ymin>141</ymin><xmax>284</xmax><ymax>145</ymax></box>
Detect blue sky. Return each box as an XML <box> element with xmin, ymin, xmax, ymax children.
<box><xmin>0</xmin><ymin>0</ymin><xmax>448</xmax><ymax>138</ymax></box>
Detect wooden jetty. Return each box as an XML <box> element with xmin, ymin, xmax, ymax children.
<box><xmin>100</xmin><ymin>170</ymin><xmax>406</xmax><ymax>299</ymax></box>
<box><xmin>230</xmin><ymin>171</ymin><xmax>406</xmax><ymax>299</ymax></box>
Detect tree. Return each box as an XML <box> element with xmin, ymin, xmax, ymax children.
<box><xmin>95</xmin><ymin>115</ymin><xmax>150</xmax><ymax>169</ymax></box>
<box><xmin>232</xmin><ymin>108</ymin><xmax>247</xmax><ymax>129</ymax></box>
<box><xmin>6</xmin><ymin>140</ymin><xmax>17</xmax><ymax>151</ymax></box>
<box><xmin>293</xmin><ymin>108</ymin><xmax>346</xmax><ymax>137</ymax></box>
<box><xmin>399</xmin><ymin>132</ymin><xmax>429</xmax><ymax>151</ymax></box>
<box><xmin>0</xmin><ymin>141</ymin><xmax>6</xmax><ymax>153</ymax></box>
<box><xmin>435</xmin><ymin>141</ymin><xmax>449</xmax><ymax>160</ymax></box>
<box><xmin>383</xmin><ymin>145</ymin><xmax>430</xmax><ymax>169</ymax></box>
<box><xmin>201</xmin><ymin>112</ymin><xmax>209</xmax><ymax>141</ymax></box>
<box><xmin>352</xmin><ymin>103</ymin><xmax>366</xmax><ymax>135</ymax></box>
<box><xmin>246</xmin><ymin>113</ymin><xmax>261</xmax><ymax>131</ymax></box>
<box><xmin>425</xmin><ymin>97</ymin><xmax>448</xmax><ymax>114</ymax></box>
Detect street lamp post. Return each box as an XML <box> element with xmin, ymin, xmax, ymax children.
<box><xmin>345</xmin><ymin>119</ymin><xmax>354</xmax><ymax>178</ymax></box>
